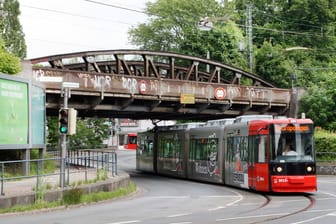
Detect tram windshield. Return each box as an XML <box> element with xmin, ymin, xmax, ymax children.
<box><xmin>271</xmin><ymin>123</ymin><xmax>314</xmax><ymax>162</ymax></box>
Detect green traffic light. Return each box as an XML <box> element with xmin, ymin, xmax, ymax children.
<box><xmin>59</xmin><ymin>125</ymin><xmax>68</xmax><ymax>134</ymax></box>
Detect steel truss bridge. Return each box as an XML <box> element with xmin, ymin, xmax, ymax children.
<box><xmin>30</xmin><ymin>50</ymin><xmax>292</xmax><ymax>120</ymax></box>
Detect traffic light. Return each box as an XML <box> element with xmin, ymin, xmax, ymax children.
<box><xmin>58</xmin><ymin>108</ymin><xmax>77</xmax><ymax>135</ymax></box>
<box><xmin>68</xmin><ymin>108</ymin><xmax>77</xmax><ymax>135</ymax></box>
<box><xmin>59</xmin><ymin>108</ymin><xmax>69</xmax><ymax>134</ymax></box>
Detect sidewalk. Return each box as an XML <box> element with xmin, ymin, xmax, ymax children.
<box><xmin>1</xmin><ymin>168</ymin><xmax>99</xmax><ymax>197</ymax></box>
<box><xmin>0</xmin><ymin>168</ymin><xmax>131</xmax><ymax>209</ymax></box>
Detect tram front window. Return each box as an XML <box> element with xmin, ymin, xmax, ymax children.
<box><xmin>271</xmin><ymin>124</ymin><xmax>314</xmax><ymax>162</ymax></box>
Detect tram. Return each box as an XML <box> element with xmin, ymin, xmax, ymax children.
<box><xmin>124</xmin><ymin>133</ymin><xmax>137</xmax><ymax>150</ymax></box>
<box><xmin>136</xmin><ymin>116</ymin><xmax>317</xmax><ymax>193</ymax></box>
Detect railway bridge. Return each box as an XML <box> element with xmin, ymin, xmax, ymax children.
<box><xmin>30</xmin><ymin>50</ymin><xmax>293</xmax><ymax>120</ymax></box>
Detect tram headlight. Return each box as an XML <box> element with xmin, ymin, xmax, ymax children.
<box><xmin>276</xmin><ymin>166</ymin><xmax>283</xmax><ymax>173</ymax></box>
<box><xmin>306</xmin><ymin>166</ymin><xmax>313</xmax><ymax>173</ymax></box>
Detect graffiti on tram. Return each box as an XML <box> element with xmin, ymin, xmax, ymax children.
<box><xmin>191</xmin><ymin>133</ymin><xmax>220</xmax><ymax>177</ymax></box>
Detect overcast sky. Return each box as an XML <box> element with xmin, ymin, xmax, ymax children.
<box><xmin>18</xmin><ymin>0</ymin><xmax>151</xmax><ymax>59</ymax></box>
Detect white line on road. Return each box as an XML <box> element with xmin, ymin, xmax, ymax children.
<box><xmin>216</xmin><ymin>213</ymin><xmax>288</xmax><ymax>222</ymax></box>
<box><xmin>290</xmin><ymin>211</ymin><xmax>336</xmax><ymax>224</ymax></box>
<box><xmin>106</xmin><ymin>221</ymin><xmax>141</xmax><ymax>224</ymax></box>
<box><xmin>208</xmin><ymin>206</ymin><xmax>226</xmax><ymax>211</ymax></box>
<box><xmin>320</xmin><ymin>190</ymin><xmax>336</xmax><ymax>198</ymax></box>
<box><xmin>200</xmin><ymin>195</ymin><xmax>240</xmax><ymax>198</ymax></box>
<box><xmin>167</xmin><ymin>213</ymin><xmax>192</xmax><ymax>218</ymax></box>
<box><xmin>147</xmin><ymin>196</ymin><xmax>190</xmax><ymax>199</ymax></box>
<box><xmin>169</xmin><ymin>222</ymin><xmax>192</xmax><ymax>224</ymax></box>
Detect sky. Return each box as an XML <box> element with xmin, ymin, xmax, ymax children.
<box><xmin>18</xmin><ymin>0</ymin><xmax>151</xmax><ymax>59</ymax></box>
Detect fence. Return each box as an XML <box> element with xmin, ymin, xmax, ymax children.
<box><xmin>0</xmin><ymin>150</ymin><xmax>117</xmax><ymax>196</ymax></box>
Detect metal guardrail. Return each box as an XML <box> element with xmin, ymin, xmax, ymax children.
<box><xmin>0</xmin><ymin>150</ymin><xmax>117</xmax><ymax>196</ymax></box>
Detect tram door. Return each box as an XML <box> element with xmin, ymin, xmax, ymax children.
<box><xmin>248</xmin><ymin>135</ymin><xmax>269</xmax><ymax>191</ymax></box>
<box><xmin>248</xmin><ymin>136</ymin><xmax>257</xmax><ymax>190</ymax></box>
<box><xmin>224</xmin><ymin>126</ymin><xmax>249</xmax><ymax>189</ymax></box>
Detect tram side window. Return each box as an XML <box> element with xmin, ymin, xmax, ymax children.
<box><xmin>143</xmin><ymin>140</ymin><xmax>153</xmax><ymax>156</ymax></box>
<box><xmin>190</xmin><ymin>138</ymin><xmax>218</xmax><ymax>161</ymax></box>
<box><xmin>248</xmin><ymin>135</ymin><xmax>267</xmax><ymax>163</ymax></box>
<box><xmin>248</xmin><ymin>136</ymin><xmax>255</xmax><ymax>163</ymax></box>
<box><xmin>227</xmin><ymin>136</ymin><xmax>248</xmax><ymax>165</ymax></box>
<box><xmin>226</xmin><ymin>137</ymin><xmax>234</xmax><ymax>162</ymax></box>
<box><xmin>159</xmin><ymin>137</ymin><xmax>182</xmax><ymax>159</ymax></box>
<box><xmin>255</xmin><ymin>135</ymin><xmax>267</xmax><ymax>163</ymax></box>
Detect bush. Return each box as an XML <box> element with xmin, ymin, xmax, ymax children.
<box><xmin>62</xmin><ymin>188</ymin><xmax>83</xmax><ymax>205</ymax></box>
<box><xmin>314</xmin><ymin>129</ymin><xmax>336</xmax><ymax>162</ymax></box>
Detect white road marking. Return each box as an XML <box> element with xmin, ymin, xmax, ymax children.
<box><xmin>200</xmin><ymin>195</ymin><xmax>240</xmax><ymax>198</ymax></box>
<box><xmin>291</xmin><ymin>214</ymin><xmax>327</xmax><ymax>224</ymax></box>
<box><xmin>169</xmin><ymin>222</ymin><xmax>192</xmax><ymax>224</ymax></box>
<box><xmin>320</xmin><ymin>190</ymin><xmax>336</xmax><ymax>198</ymax></box>
<box><xmin>167</xmin><ymin>213</ymin><xmax>192</xmax><ymax>218</ymax></box>
<box><xmin>208</xmin><ymin>206</ymin><xmax>226</xmax><ymax>211</ymax></box>
<box><xmin>216</xmin><ymin>213</ymin><xmax>288</xmax><ymax>222</ymax></box>
<box><xmin>106</xmin><ymin>221</ymin><xmax>141</xmax><ymax>224</ymax></box>
<box><xmin>147</xmin><ymin>196</ymin><xmax>189</xmax><ymax>199</ymax></box>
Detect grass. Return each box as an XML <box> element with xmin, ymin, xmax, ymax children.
<box><xmin>0</xmin><ymin>182</ymin><xmax>136</xmax><ymax>214</ymax></box>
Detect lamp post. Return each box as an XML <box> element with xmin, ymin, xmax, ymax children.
<box><xmin>284</xmin><ymin>47</ymin><xmax>311</xmax><ymax>118</ymax></box>
<box><xmin>198</xmin><ymin>17</ymin><xmax>213</xmax><ymax>73</ymax></box>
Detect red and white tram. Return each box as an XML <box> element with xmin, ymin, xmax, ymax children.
<box><xmin>124</xmin><ymin>133</ymin><xmax>138</xmax><ymax>150</ymax></box>
<box><xmin>136</xmin><ymin>116</ymin><xmax>317</xmax><ymax>193</ymax></box>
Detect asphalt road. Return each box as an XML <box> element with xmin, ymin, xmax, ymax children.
<box><xmin>0</xmin><ymin>150</ymin><xmax>335</xmax><ymax>224</ymax></box>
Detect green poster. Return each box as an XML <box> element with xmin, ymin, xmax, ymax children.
<box><xmin>0</xmin><ymin>78</ymin><xmax>29</xmax><ymax>145</ymax></box>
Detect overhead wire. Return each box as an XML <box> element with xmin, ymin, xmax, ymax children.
<box><xmin>83</xmin><ymin>0</ymin><xmax>146</xmax><ymax>14</ymax></box>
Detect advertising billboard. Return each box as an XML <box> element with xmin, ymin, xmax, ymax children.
<box><xmin>0</xmin><ymin>77</ymin><xmax>29</xmax><ymax>145</ymax></box>
<box><xmin>31</xmin><ymin>85</ymin><xmax>46</xmax><ymax>146</ymax></box>
<box><xmin>0</xmin><ymin>74</ymin><xmax>46</xmax><ymax>149</ymax></box>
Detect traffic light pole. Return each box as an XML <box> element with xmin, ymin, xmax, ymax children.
<box><xmin>60</xmin><ymin>87</ymin><xmax>69</xmax><ymax>188</ymax></box>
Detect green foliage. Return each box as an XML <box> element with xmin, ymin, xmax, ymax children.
<box><xmin>69</xmin><ymin>118</ymin><xmax>110</xmax><ymax>150</ymax></box>
<box><xmin>47</xmin><ymin>117</ymin><xmax>110</xmax><ymax>150</ymax></box>
<box><xmin>29</xmin><ymin>149</ymin><xmax>56</xmax><ymax>175</ymax></box>
<box><xmin>255</xmin><ymin>42</ymin><xmax>295</xmax><ymax>87</ymax></box>
<box><xmin>299</xmin><ymin>73</ymin><xmax>336</xmax><ymax>131</ymax></box>
<box><xmin>96</xmin><ymin>168</ymin><xmax>108</xmax><ymax>181</ymax></box>
<box><xmin>0</xmin><ymin>0</ymin><xmax>27</xmax><ymax>58</ymax></box>
<box><xmin>129</xmin><ymin>0</ymin><xmax>240</xmax><ymax>66</ymax></box>
<box><xmin>0</xmin><ymin>38</ymin><xmax>21</xmax><ymax>74</ymax></box>
<box><xmin>314</xmin><ymin>129</ymin><xmax>336</xmax><ymax>163</ymax></box>
<box><xmin>62</xmin><ymin>188</ymin><xmax>84</xmax><ymax>205</ymax></box>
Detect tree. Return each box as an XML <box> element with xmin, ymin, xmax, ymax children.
<box><xmin>47</xmin><ymin>117</ymin><xmax>110</xmax><ymax>150</ymax></box>
<box><xmin>254</xmin><ymin>42</ymin><xmax>295</xmax><ymax>87</ymax></box>
<box><xmin>0</xmin><ymin>38</ymin><xmax>21</xmax><ymax>74</ymax></box>
<box><xmin>128</xmin><ymin>0</ymin><xmax>245</xmax><ymax>67</ymax></box>
<box><xmin>69</xmin><ymin>118</ymin><xmax>110</xmax><ymax>150</ymax></box>
<box><xmin>0</xmin><ymin>0</ymin><xmax>27</xmax><ymax>58</ymax></box>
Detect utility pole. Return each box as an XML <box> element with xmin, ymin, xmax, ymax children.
<box><xmin>246</xmin><ymin>3</ymin><xmax>253</xmax><ymax>73</ymax></box>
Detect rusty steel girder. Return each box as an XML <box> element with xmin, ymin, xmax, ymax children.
<box><xmin>31</xmin><ymin>50</ymin><xmax>291</xmax><ymax>120</ymax></box>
